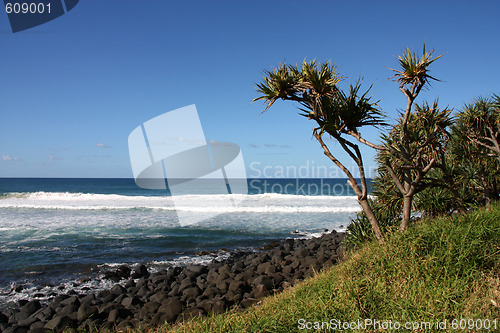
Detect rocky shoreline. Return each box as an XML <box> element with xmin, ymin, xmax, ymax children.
<box><xmin>0</xmin><ymin>231</ymin><xmax>344</xmax><ymax>333</ymax></box>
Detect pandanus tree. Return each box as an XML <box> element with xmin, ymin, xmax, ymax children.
<box><xmin>453</xmin><ymin>95</ymin><xmax>500</xmax><ymax>206</ymax></box>
<box><xmin>451</xmin><ymin>121</ymin><xmax>499</xmax><ymax>207</ymax></box>
<box><xmin>456</xmin><ymin>95</ymin><xmax>500</xmax><ymax>164</ymax></box>
<box><xmin>253</xmin><ymin>61</ymin><xmax>387</xmax><ymax>244</ymax></box>
<box><xmin>382</xmin><ymin>46</ymin><xmax>448</xmax><ymax>230</ymax></box>
<box><xmin>379</xmin><ymin>100</ymin><xmax>453</xmax><ymax>227</ymax></box>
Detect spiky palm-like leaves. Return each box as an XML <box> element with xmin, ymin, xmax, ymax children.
<box><xmin>306</xmin><ymin>82</ymin><xmax>387</xmax><ymax>135</ymax></box>
<box><xmin>390</xmin><ymin>45</ymin><xmax>444</xmax><ymax>95</ymax></box>
<box><xmin>456</xmin><ymin>95</ymin><xmax>500</xmax><ymax>164</ymax></box>
<box><xmin>345</xmin><ymin>197</ymin><xmax>399</xmax><ymax>249</ymax></box>
<box><xmin>452</xmin><ymin>97</ymin><xmax>500</xmax><ymax>206</ymax></box>
<box><xmin>254</xmin><ymin>63</ymin><xmax>303</xmax><ymax>112</ymax></box>
<box><xmin>253</xmin><ymin>61</ymin><xmax>342</xmax><ymax>113</ymax></box>
<box><xmin>254</xmin><ymin>60</ymin><xmax>386</xmax><ymax>142</ymax></box>
<box><xmin>254</xmin><ymin>60</ymin><xmax>386</xmax><ymax>243</ymax></box>
<box><xmin>384</xmin><ymin>100</ymin><xmax>452</xmax><ymax>164</ymax></box>
<box><xmin>458</xmin><ymin>97</ymin><xmax>496</xmax><ymax>135</ymax></box>
<box><xmin>374</xmin><ymin>102</ymin><xmax>463</xmax><ymax>223</ymax></box>
<box><xmin>381</xmin><ymin>99</ymin><xmax>452</xmax><ymax>230</ymax></box>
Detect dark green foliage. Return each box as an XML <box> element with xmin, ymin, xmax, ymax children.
<box><xmin>345</xmin><ymin>198</ymin><xmax>399</xmax><ymax>249</ymax></box>
<box><xmin>379</xmin><ymin>100</ymin><xmax>453</xmax><ymax>192</ymax></box>
<box><xmin>451</xmin><ymin>95</ymin><xmax>500</xmax><ymax>206</ymax></box>
<box><xmin>414</xmin><ymin>182</ymin><xmax>458</xmax><ymax>217</ymax></box>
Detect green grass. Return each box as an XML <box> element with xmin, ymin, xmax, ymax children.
<box><xmin>152</xmin><ymin>204</ymin><xmax>500</xmax><ymax>332</ymax></box>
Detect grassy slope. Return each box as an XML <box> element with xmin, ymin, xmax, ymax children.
<box><xmin>159</xmin><ymin>204</ymin><xmax>500</xmax><ymax>332</ymax></box>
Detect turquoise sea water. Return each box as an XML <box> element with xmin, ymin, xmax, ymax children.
<box><xmin>0</xmin><ymin>178</ymin><xmax>364</xmax><ymax>307</ymax></box>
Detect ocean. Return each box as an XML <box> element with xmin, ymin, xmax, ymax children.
<box><xmin>0</xmin><ymin>178</ymin><xmax>363</xmax><ymax>309</ymax></box>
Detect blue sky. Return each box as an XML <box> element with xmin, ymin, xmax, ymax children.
<box><xmin>1</xmin><ymin>0</ymin><xmax>499</xmax><ymax>178</ymax></box>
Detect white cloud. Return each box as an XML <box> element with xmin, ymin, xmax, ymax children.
<box><xmin>2</xmin><ymin>155</ymin><xmax>20</xmax><ymax>161</ymax></box>
<box><xmin>264</xmin><ymin>144</ymin><xmax>291</xmax><ymax>148</ymax></box>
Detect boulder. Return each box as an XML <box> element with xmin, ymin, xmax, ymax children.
<box><xmin>182</xmin><ymin>286</ymin><xmax>201</xmax><ymax>300</ymax></box>
<box><xmin>253</xmin><ymin>285</ymin><xmax>270</xmax><ymax>298</ymax></box>
<box><xmin>107</xmin><ymin>308</ymin><xmax>132</xmax><ymax>323</ymax></box>
<box><xmin>77</xmin><ymin>304</ymin><xmax>98</xmax><ymax>322</ymax></box>
<box><xmin>240</xmin><ymin>298</ymin><xmax>259</xmax><ymax>308</ymax></box>
<box><xmin>20</xmin><ymin>300</ymin><xmax>41</xmax><ymax>317</ymax></box>
<box><xmin>252</xmin><ymin>276</ymin><xmax>274</xmax><ymax>290</ymax></box>
<box><xmin>131</xmin><ymin>264</ymin><xmax>149</xmax><ymax>278</ymax></box>
<box><xmin>228</xmin><ymin>280</ymin><xmax>244</xmax><ymax>292</ymax></box>
<box><xmin>110</xmin><ymin>284</ymin><xmax>126</xmax><ymax>296</ymax></box>
<box><xmin>155</xmin><ymin>299</ymin><xmax>183</xmax><ymax>324</ymax></box>
<box><xmin>122</xmin><ymin>296</ymin><xmax>142</xmax><ymax>308</ymax></box>
<box><xmin>44</xmin><ymin>315</ymin><xmax>77</xmax><ymax>331</ymax></box>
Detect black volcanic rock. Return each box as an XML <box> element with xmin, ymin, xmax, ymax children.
<box><xmin>3</xmin><ymin>232</ymin><xmax>345</xmax><ymax>332</ymax></box>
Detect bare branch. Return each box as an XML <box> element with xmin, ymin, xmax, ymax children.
<box><xmin>344</xmin><ymin>129</ymin><xmax>383</xmax><ymax>150</ymax></box>
<box><xmin>385</xmin><ymin>159</ymin><xmax>406</xmax><ymax>194</ymax></box>
<box><xmin>335</xmin><ymin>135</ymin><xmax>370</xmax><ymax>199</ymax></box>
<box><xmin>313</xmin><ymin>129</ymin><xmax>362</xmax><ymax>197</ymax></box>
<box><xmin>422</xmin><ymin>158</ymin><xmax>436</xmax><ymax>174</ymax></box>
<box><xmin>487</xmin><ymin>125</ymin><xmax>500</xmax><ymax>154</ymax></box>
<box><xmin>471</xmin><ymin>138</ymin><xmax>497</xmax><ymax>152</ymax></box>
<box><xmin>336</xmin><ymin>135</ymin><xmax>361</xmax><ymax>164</ymax></box>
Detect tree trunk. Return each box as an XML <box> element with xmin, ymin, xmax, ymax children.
<box><xmin>484</xmin><ymin>186</ymin><xmax>493</xmax><ymax>209</ymax></box>
<box><xmin>449</xmin><ymin>187</ymin><xmax>466</xmax><ymax>214</ymax></box>
<box><xmin>482</xmin><ymin>174</ymin><xmax>496</xmax><ymax>209</ymax></box>
<box><xmin>359</xmin><ymin>198</ymin><xmax>385</xmax><ymax>244</ymax></box>
<box><xmin>313</xmin><ymin>130</ymin><xmax>385</xmax><ymax>244</ymax></box>
<box><xmin>400</xmin><ymin>195</ymin><xmax>413</xmax><ymax>231</ymax></box>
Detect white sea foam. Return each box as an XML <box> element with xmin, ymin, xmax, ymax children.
<box><xmin>149</xmin><ymin>253</ymin><xmax>232</xmax><ymax>269</ymax></box>
<box><xmin>0</xmin><ymin>252</ymin><xmax>233</xmax><ymax>310</ymax></box>
<box><xmin>0</xmin><ymin>191</ymin><xmax>360</xmax><ymax>213</ymax></box>
<box><xmin>0</xmin><ymin>191</ymin><xmax>358</xmax><ymax>249</ymax></box>
<box><xmin>0</xmin><ymin>275</ymin><xmax>121</xmax><ymax>311</ymax></box>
